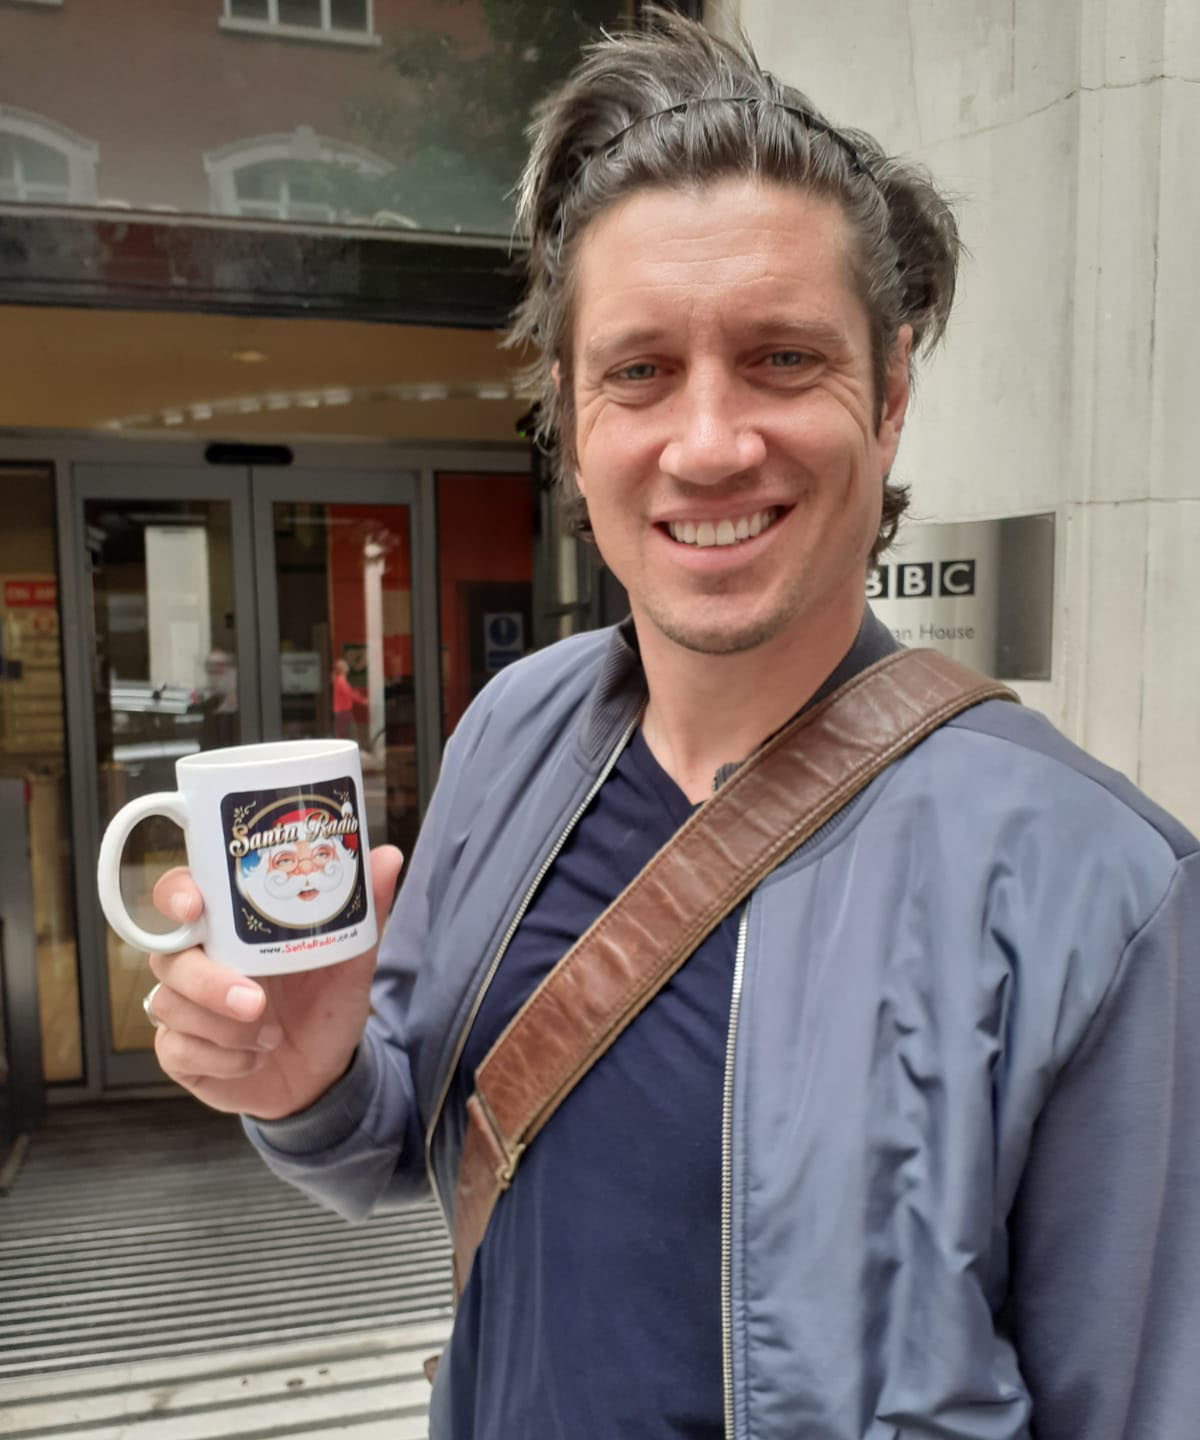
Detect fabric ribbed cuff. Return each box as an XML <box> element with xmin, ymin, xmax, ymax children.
<box><xmin>246</xmin><ymin>1043</ymin><xmax>375</xmax><ymax>1158</ymax></box>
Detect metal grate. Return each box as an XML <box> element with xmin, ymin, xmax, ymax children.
<box><xmin>0</xmin><ymin>1098</ymin><xmax>454</xmax><ymax>1380</ymax></box>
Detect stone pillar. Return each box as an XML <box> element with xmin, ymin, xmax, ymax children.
<box><xmin>713</xmin><ymin>0</ymin><xmax>1200</xmax><ymax>830</ymax></box>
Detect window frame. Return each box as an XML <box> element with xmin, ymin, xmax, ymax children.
<box><xmin>0</xmin><ymin>105</ymin><xmax>98</xmax><ymax>205</ymax></box>
<box><xmin>219</xmin><ymin>0</ymin><xmax>380</xmax><ymax>48</ymax></box>
<box><xmin>204</xmin><ymin>128</ymin><xmax>398</xmax><ymax>227</ymax></box>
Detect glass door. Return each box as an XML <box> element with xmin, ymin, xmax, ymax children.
<box><xmin>72</xmin><ymin>465</ymin><xmax>259</xmax><ymax>1088</ymax></box>
<box><xmin>252</xmin><ymin>468</ymin><xmax>427</xmax><ymax>864</ymax></box>
<box><xmin>69</xmin><ymin>460</ymin><xmax>432</xmax><ymax>1091</ymax></box>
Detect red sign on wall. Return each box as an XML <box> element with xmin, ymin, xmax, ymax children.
<box><xmin>4</xmin><ymin>579</ymin><xmax>57</xmax><ymax>608</ymax></box>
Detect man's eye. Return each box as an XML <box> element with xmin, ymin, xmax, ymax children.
<box><xmin>613</xmin><ymin>362</ymin><xmax>657</xmax><ymax>382</ymax></box>
<box><xmin>767</xmin><ymin>351</ymin><xmax>815</xmax><ymax>368</ymax></box>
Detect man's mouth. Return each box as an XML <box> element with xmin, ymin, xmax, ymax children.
<box><xmin>298</xmin><ymin>888</ymin><xmax>319</xmax><ymax>902</ymax></box>
<box><xmin>665</xmin><ymin>507</ymin><xmax>782</xmax><ymax>548</ymax></box>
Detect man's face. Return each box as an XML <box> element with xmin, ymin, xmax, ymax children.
<box><xmin>567</xmin><ymin>177</ymin><xmax>911</xmax><ymax>657</ymax></box>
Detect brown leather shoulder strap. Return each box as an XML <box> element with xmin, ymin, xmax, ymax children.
<box><xmin>450</xmin><ymin>648</ymin><xmax>1015</xmax><ymax>1293</ymax></box>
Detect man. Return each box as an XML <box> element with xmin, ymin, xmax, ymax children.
<box><xmin>143</xmin><ymin>12</ymin><xmax>1199</xmax><ymax>1437</ymax></box>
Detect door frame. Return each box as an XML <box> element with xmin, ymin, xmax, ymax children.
<box><xmin>250</xmin><ymin>466</ymin><xmax>431</xmax><ymax>806</ymax></box>
<box><xmin>0</xmin><ymin>433</ymin><xmax>530</xmax><ymax>1098</ymax></box>
<box><xmin>65</xmin><ymin>462</ymin><xmax>262</xmax><ymax>1090</ymax></box>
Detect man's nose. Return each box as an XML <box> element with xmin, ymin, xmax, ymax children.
<box><xmin>658</xmin><ymin>370</ymin><xmax>766</xmax><ymax>484</ymax></box>
<box><xmin>296</xmin><ymin>857</ymin><xmax>316</xmax><ymax>874</ymax></box>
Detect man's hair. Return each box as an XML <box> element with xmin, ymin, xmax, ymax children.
<box><xmin>508</xmin><ymin>6</ymin><xmax>963</xmax><ymax>563</ymax></box>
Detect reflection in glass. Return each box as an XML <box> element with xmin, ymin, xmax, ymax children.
<box><xmin>278</xmin><ymin>0</ymin><xmax>322</xmax><ymax>28</ymax></box>
<box><xmin>330</xmin><ymin>0</ymin><xmax>368</xmax><ymax>31</ymax></box>
<box><xmin>272</xmin><ymin>502</ymin><xmax>418</xmax><ymax>861</ymax></box>
<box><xmin>86</xmin><ymin>499</ymin><xmax>241</xmax><ymax>1054</ymax></box>
<box><xmin>0</xmin><ymin>134</ymin><xmax>69</xmax><ymax>203</ymax></box>
<box><xmin>235</xmin><ymin>160</ymin><xmax>335</xmax><ymax>224</ymax></box>
<box><xmin>0</xmin><ymin>468</ymin><xmax>82</xmax><ymax>1083</ymax></box>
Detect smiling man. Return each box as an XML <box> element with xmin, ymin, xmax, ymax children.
<box><xmin>143</xmin><ymin>11</ymin><xmax>1199</xmax><ymax>1438</ymax></box>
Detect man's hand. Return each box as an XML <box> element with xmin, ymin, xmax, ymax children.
<box><xmin>145</xmin><ymin>846</ymin><xmax>404</xmax><ymax>1120</ymax></box>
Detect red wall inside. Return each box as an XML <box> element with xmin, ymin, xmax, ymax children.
<box><xmin>437</xmin><ymin>472</ymin><xmax>532</xmax><ymax>735</ymax></box>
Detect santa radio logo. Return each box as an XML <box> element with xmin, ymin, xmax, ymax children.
<box><xmin>220</xmin><ymin>778</ymin><xmax>367</xmax><ymax>945</ymax></box>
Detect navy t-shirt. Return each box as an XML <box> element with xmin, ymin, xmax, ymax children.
<box><xmin>439</xmin><ymin>728</ymin><xmax>735</xmax><ymax>1438</ymax></box>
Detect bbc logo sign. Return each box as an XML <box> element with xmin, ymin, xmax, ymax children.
<box><xmin>867</xmin><ymin>559</ymin><xmax>976</xmax><ymax>600</ymax></box>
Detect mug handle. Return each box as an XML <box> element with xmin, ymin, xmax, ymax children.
<box><xmin>96</xmin><ymin>792</ymin><xmax>207</xmax><ymax>953</ymax></box>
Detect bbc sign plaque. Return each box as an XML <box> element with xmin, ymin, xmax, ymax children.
<box><xmin>867</xmin><ymin>514</ymin><xmax>1055</xmax><ymax>680</ymax></box>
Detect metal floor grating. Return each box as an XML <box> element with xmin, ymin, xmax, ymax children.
<box><xmin>0</xmin><ymin>1098</ymin><xmax>454</xmax><ymax>1380</ymax></box>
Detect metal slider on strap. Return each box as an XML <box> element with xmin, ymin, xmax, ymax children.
<box><xmin>474</xmin><ymin>1089</ymin><xmax>526</xmax><ymax>1191</ymax></box>
<box><xmin>496</xmin><ymin>1141</ymin><xmax>526</xmax><ymax>1190</ymax></box>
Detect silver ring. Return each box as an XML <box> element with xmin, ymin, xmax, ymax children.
<box><xmin>143</xmin><ymin>983</ymin><xmax>165</xmax><ymax>1029</ymax></box>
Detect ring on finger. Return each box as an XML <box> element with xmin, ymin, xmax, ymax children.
<box><xmin>143</xmin><ymin>983</ymin><xmax>166</xmax><ymax>1029</ymax></box>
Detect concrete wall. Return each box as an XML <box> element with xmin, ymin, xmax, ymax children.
<box><xmin>710</xmin><ymin>0</ymin><xmax>1199</xmax><ymax>832</ymax></box>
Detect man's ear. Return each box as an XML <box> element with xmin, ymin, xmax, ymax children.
<box><xmin>877</xmin><ymin>325</ymin><xmax>912</xmax><ymax>472</ymax></box>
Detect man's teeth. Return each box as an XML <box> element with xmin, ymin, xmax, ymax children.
<box><xmin>667</xmin><ymin>508</ymin><xmax>778</xmax><ymax>548</ymax></box>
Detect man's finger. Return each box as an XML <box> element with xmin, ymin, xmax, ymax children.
<box><xmin>147</xmin><ymin>983</ymin><xmax>282</xmax><ymax>1054</ymax></box>
<box><xmin>148</xmin><ymin>946</ymin><xmax>267</xmax><ymax>1022</ymax></box>
<box><xmin>155</xmin><ymin>1026</ymin><xmax>265</xmax><ymax>1082</ymax></box>
<box><xmin>152</xmin><ymin>866</ymin><xmax>205</xmax><ymax>925</ymax></box>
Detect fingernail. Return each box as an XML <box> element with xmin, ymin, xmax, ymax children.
<box><xmin>170</xmin><ymin>893</ymin><xmax>194</xmax><ymax>921</ymax></box>
<box><xmin>256</xmin><ymin>1024</ymin><xmax>283</xmax><ymax>1052</ymax></box>
<box><xmin>226</xmin><ymin>984</ymin><xmax>262</xmax><ymax>1019</ymax></box>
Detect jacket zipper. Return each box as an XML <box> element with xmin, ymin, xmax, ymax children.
<box><xmin>721</xmin><ymin>906</ymin><xmax>750</xmax><ymax>1440</ymax></box>
<box><xmin>424</xmin><ymin>717</ymin><xmax>640</xmax><ymax>1225</ymax></box>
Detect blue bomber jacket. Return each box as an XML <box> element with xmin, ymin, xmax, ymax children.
<box><xmin>248</xmin><ymin>616</ymin><xmax>1200</xmax><ymax>1439</ymax></box>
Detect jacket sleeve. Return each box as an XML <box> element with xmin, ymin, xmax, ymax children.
<box><xmin>1007</xmin><ymin>851</ymin><xmax>1200</xmax><ymax>1437</ymax></box>
<box><xmin>242</xmin><ymin>725</ymin><xmax>468</xmax><ymax>1221</ymax></box>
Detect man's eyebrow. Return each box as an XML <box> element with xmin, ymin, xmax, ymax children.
<box><xmin>734</xmin><ymin>315</ymin><xmax>850</xmax><ymax>348</ymax></box>
<box><xmin>580</xmin><ymin>327</ymin><xmax>668</xmax><ymax>369</ymax></box>
<box><xmin>580</xmin><ymin>317</ymin><xmax>851</xmax><ymax>369</ymax></box>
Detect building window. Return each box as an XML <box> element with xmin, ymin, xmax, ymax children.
<box><xmin>0</xmin><ymin>106</ymin><xmax>98</xmax><ymax>205</ymax></box>
<box><xmin>234</xmin><ymin>160</ymin><xmax>335</xmax><ymax>223</ymax></box>
<box><xmin>205</xmin><ymin>128</ymin><xmax>400</xmax><ymax>226</ymax></box>
<box><xmin>220</xmin><ymin>0</ymin><xmax>378</xmax><ymax>46</ymax></box>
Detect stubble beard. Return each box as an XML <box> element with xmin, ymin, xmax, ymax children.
<box><xmin>641</xmin><ymin>576</ymin><xmax>808</xmax><ymax>657</ymax></box>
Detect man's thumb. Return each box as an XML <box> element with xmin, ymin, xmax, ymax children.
<box><xmin>368</xmin><ymin>844</ymin><xmax>404</xmax><ymax>929</ymax></box>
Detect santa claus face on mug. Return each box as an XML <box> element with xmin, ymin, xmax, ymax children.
<box><xmin>235</xmin><ymin>809</ymin><xmax>358</xmax><ymax>929</ymax></box>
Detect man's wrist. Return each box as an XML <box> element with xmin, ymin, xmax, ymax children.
<box><xmin>246</xmin><ymin>1044</ymin><xmax>374</xmax><ymax>1158</ymax></box>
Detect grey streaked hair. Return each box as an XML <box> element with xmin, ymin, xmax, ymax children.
<box><xmin>507</xmin><ymin>6</ymin><xmax>963</xmax><ymax>563</ymax></box>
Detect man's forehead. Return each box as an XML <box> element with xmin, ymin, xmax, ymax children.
<box><xmin>570</xmin><ymin>180</ymin><xmax>862</xmax><ymax>353</ymax></box>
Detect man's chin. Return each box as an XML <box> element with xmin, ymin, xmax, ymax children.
<box><xmin>646</xmin><ymin>604</ymin><xmax>796</xmax><ymax>658</ymax></box>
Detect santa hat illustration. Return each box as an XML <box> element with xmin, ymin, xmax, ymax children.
<box><xmin>240</xmin><ymin>802</ymin><xmax>356</xmax><ymax>876</ymax></box>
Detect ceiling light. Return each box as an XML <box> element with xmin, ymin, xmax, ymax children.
<box><xmin>232</xmin><ymin>349</ymin><xmax>268</xmax><ymax>364</ymax></box>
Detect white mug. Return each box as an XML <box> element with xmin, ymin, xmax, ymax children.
<box><xmin>97</xmin><ymin>739</ymin><xmax>377</xmax><ymax>977</ymax></box>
